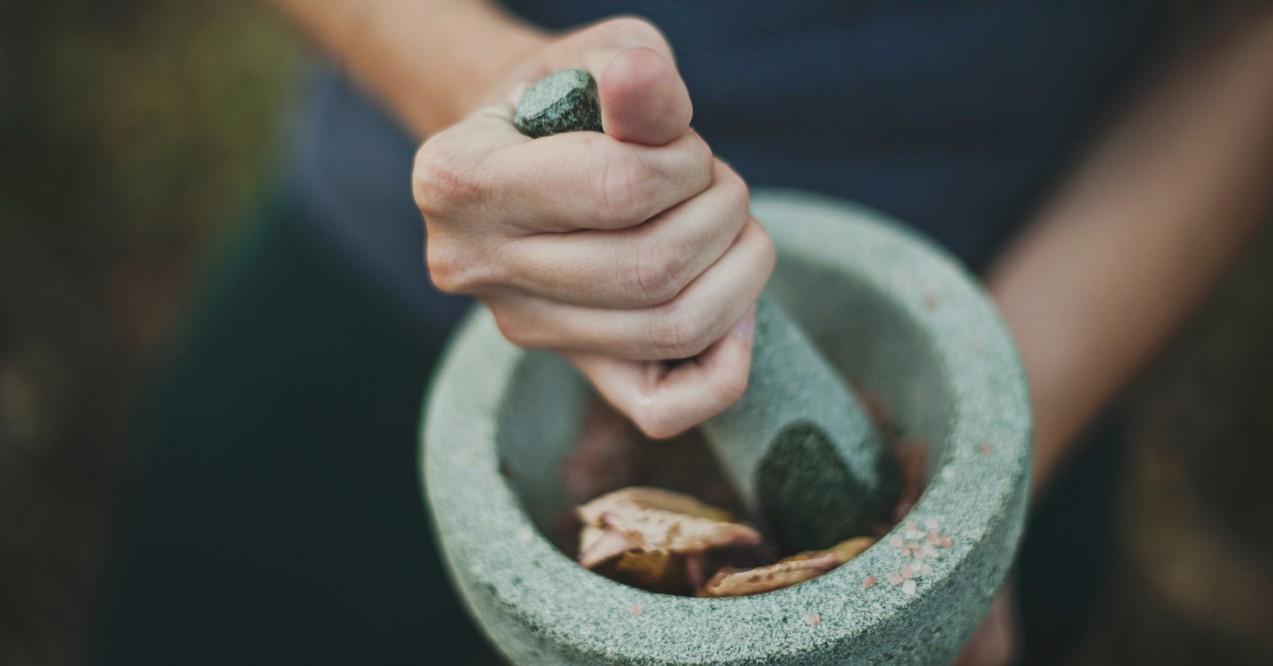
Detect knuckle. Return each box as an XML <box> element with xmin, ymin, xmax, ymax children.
<box><xmin>489</xmin><ymin>305</ymin><xmax>535</xmax><ymax>349</ymax></box>
<box><xmin>631</xmin><ymin>236</ymin><xmax>690</xmax><ymax>305</ymax></box>
<box><xmin>424</xmin><ymin>237</ymin><xmax>463</xmax><ymax>293</ymax></box>
<box><xmin>412</xmin><ymin>135</ymin><xmax>482</xmax><ymax>218</ymax></box>
<box><xmin>425</xmin><ymin>236</ymin><xmax>486</xmax><ymax>294</ymax></box>
<box><xmin>718</xmin><ymin>166</ymin><xmax>751</xmax><ymax>215</ymax></box>
<box><xmin>597</xmin><ymin>16</ymin><xmax>669</xmax><ymax>50</ymax></box>
<box><xmin>712</xmin><ymin>366</ymin><xmax>750</xmax><ymax>405</ymax></box>
<box><xmin>755</xmin><ymin>226</ymin><xmax>777</xmax><ymax>276</ymax></box>
<box><xmin>594</xmin><ymin>151</ymin><xmax>652</xmax><ymax>225</ymax></box>
<box><xmin>648</xmin><ymin>302</ymin><xmax>713</xmax><ymax>359</ymax></box>
<box><xmin>631</xmin><ymin>403</ymin><xmax>681</xmax><ymax>440</ymax></box>
<box><xmin>686</xmin><ymin>132</ymin><xmax>715</xmax><ymax>181</ymax></box>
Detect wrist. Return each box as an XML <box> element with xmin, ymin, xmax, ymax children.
<box><xmin>427</xmin><ymin>4</ymin><xmax>549</xmax><ymax>130</ymax></box>
<box><xmin>339</xmin><ymin>0</ymin><xmax>549</xmax><ymax>136</ymax></box>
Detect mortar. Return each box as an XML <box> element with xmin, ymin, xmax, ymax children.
<box><xmin>422</xmin><ymin>190</ymin><xmax>1031</xmax><ymax>664</ymax></box>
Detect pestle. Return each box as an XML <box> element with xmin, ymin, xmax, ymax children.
<box><xmin>515</xmin><ymin>69</ymin><xmax>898</xmax><ymax>550</ymax></box>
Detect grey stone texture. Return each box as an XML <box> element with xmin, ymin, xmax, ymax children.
<box><xmin>422</xmin><ymin>191</ymin><xmax>1032</xmax><ymax>664</ymax></box>
<box><xmin>703</xmin><ymin>298</ymin><xmax>896</xmax><ymax>551</ymax></box>
<box><xmin>514</xmin><ymin>69</ymin><xmax>603</xmax><ymax>138</ymax></box>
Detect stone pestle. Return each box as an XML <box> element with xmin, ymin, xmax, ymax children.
<box><xmin>514</xmin><ymin>69</ymin><xmax>898</xmax><ymax>549</ymax></box>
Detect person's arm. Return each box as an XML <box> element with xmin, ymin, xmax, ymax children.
<box><xmin>987</xmin><ymin>8</ymin><xmax>1273</xmax><ymax>500</ymax></box>
<box><xmin>269</xmin><ymin>2</ymin><xmax>771</xmax><ymax>439</ymax></box>
<box><xmin>268</xmin><ymin>0</ymin><xmax>547</xmax><ymax>135</ymax></box>
<box><xmin>959</xmin><ymin>11</ymin><xmax>1273</xmax><ymax>664</ymax></box>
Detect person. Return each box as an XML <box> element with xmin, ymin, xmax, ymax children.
<box><xmin>89</xmin><ymin>2</ymin><xmax>1273</xmax><ymax>664</ymax></box>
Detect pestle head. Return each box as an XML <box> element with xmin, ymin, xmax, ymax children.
<box><xmin>515</xmin><ymin>71</ymin><xmax>899</xmax><ymax>551</ymax></box>
<box><xmin>702</xmin><ymin>299</ymin><xmax>898</xmax><ymax>550</ymax></box>
<box><xmin>513</xmin><ymin>69</ymin><xmax>602</xmax><ymax>138</ymax></box>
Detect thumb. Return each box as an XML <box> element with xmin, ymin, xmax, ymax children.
<box><xmin>577</xmin><ymin>20</ymin><xmax>692</xmax><ymax>146</ymax></box>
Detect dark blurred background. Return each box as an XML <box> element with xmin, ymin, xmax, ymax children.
<box><xmin>0</xmin><ymin>2</ymin><xmax>1270</xmax><ymax>665</ymax></box>
<box><xmin>1</xmin><ymin>2</ymin><xmax>296</xmax><ymax>663</ymax></box>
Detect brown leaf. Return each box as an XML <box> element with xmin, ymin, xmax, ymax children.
<box><xmin>578</xmin><ymin>525</ymin><xmax>638</xmax><ymax>568</ymax></box>
<box><xmin>828</xmin><ymin>536</ymin><xmax>876</xmax><ymax>563</ymax></box>
<box><xmin>698</xmin><ymin>551</ymin><xmax>841</xmax><ymax>597</ymax></box>
<box><xmin>576</xmin><ymin>486</ymin><xmax>762</xmax><ymax>594</ymax></box>
<box><xmin>577</xmin><ymin>487</ymin><xmax>736</xmax><ymax>525</ymax></box>
<box><xmin>576</xmin><ymin>487</ymin><xmax>760</xmax><ymax>559</ymax></box>
<box><xmin>606</xmin><ymin>550</ymin><xmax>685</xmax><ymax>593</ymax></box>
<box><xmin>597</xmin><ymin>508</ymin><xmax>761</xmax><ymax>554</ymax></box>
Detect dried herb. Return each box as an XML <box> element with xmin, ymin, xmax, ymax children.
<box><xmin>576</xmin><ymin>487</ymin><xmax>762</xmax><ymax>593</ymax></box>
<box><xmin>698</xmin><ymin>536</ymin><xmax>877</xmax><ymax>597</ymax></box>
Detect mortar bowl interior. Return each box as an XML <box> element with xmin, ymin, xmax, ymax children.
<box><xmin>423</xmin><ymin>190</ymin><xmax>1031</xmax><ymax>665</ymax></box>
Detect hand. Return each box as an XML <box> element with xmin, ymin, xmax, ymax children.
<box><xmin>413</xmin><ymin>17</ymin><xmax>773</xmax><ymax>438</ymax></box>
<box><xmin>954</xmin><ymin>585</ymin><xmax>1018</xmax><ymax>666</ymax></box>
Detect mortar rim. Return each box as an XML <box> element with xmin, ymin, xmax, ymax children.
<box><xmin>422</xmin><ymin>190</ymin><xmax>1031</xmax><ymax>663</ymax></box>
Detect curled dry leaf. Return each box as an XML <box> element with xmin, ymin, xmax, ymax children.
<box><xmin>577</xmin><ymin>487</ymin><xmax>759</xmax><ymax>562</ymax></box>
<box><xmin>577</xmin><ymin>487</ymin><xmax>736</xmax><ymax>525</ymax></box>
<box><xmin>697</xmin><ymin>535</ymin><xmax>876</xmax><ymax>597</ymax></box>
<box><xmin>699</xmin><ymin>551</ymin><xmax>841</xmax><ymax>597</ymax></box>
<box><xmin>579</xmin><ymin>525</ymin><xmax>638</xmax><ymax>568</ymax></box>
<box><xmin>577</xmin><ymin>487</ymin><xmax>878</xmax><ymax>597</ymax></box>
<box><xmin>828</xmin><ymin>536</ymin><xmax>875</xmax><ymax>564</ymax></box>
<box><xmin>577</xmin><ymin>487</ymin><xmax>762</xmax><ymax>592</ymax></box>
<box><xmin>597</xmin><ymin>507</ymin><xmax>761</xmax><ymax>554</ymax></box>
<box><xmin>608</xmin><ymin>550</ymin><xmax>682</xmax><ymax>592</ymax></box>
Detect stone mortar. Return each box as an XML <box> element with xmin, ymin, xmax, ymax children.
<box><xmin>422</xmin><ymin>191</ymin><xmax>1032</xmax><ymax>665</ymax></box>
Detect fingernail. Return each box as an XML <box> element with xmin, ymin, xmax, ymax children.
<box><xmin>731</xmin><ymin>306</ymin><xmax>756</xmax><ymax>343</ymax></box>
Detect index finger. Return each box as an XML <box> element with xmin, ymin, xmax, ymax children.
<box><xmin>494</xmin><ymin>127</ymin><xmax>712</xmax><ymax>232</ymax></box>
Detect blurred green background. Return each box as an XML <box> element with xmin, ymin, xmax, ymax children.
<box><xmin>0</xmin><ymin>2</ymin><xmax>1271</xmax><ymax>665</ymax></box>
<box><xmin>1</xmin><ymin>2</ymin><xmax>297</xmax><ymax>663</ymax></box>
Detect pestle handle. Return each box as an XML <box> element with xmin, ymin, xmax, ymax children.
<box><xmin>515</xmin><ymin>69</ymin><xmax>897</xmax><ymax>549</ymax></box>
<box><xmin>702</xmin><ymin>299</ymin><xmax>896</xmax><ymax>549</ymax></box>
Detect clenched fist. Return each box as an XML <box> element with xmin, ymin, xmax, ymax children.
<box><xmin>413</xmin><ymin>17</ymin><xmax>774</xmax><ymax>438</ymax></box>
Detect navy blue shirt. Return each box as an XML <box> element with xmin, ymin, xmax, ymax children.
<box><xmin>288</xmin><ymin>2</ymin><xmax>1166</xmax><ymax>333</ymax></box>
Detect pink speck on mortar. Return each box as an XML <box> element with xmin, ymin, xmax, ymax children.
<box><xmin>805</xmin><ymin>612</ymin><xmax>822</xmax><ymax>627</ymax></box>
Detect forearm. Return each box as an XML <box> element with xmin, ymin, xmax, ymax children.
<box><xmin>987</xmin><ymin>9</ymin><xmax>1273</xmax><ymax>498</ymax></box>
<box><xmin>268</xmin><ymin>0</ymin><xmax>546</xmax><ymax>135</ymax></box>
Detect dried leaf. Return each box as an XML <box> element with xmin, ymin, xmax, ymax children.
<box><xmin>576</xmin><ymin>487</ymin><xmax>760</xmax><ymax>559</ymax></box>
<box><xmin>578</xmin><ymin>525</ymin><xmax>638</xmax><ymax>568</ymax></box>
<box><xmin>597</xmin><ymin>508</ymin><xmax>761</xmax><ymax>554</ymax></box>
<box><xmin>606</xmin><ymin>550</ymin><xmax>684</xmax><ymax>592</ymax></box>
<box><xmin>578</xmin><ymin>486</ymin><xmax>736</xmax><ymax>525</ymax></box>
<box><xmin>577</xmin><ymin>486</ymin><xmax>761</xmax><ymax>590</ymax></box>
<box><xmin>698</xmin><ymin>551</ymin><xmax>841</xmax><ymax>597</ymax></box>
<box><xmin>828</xmin><ymin>536</ymin><xmax>875</xmax><ymax>563</ymax></box>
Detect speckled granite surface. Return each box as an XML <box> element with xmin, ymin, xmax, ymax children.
<box><xmin>513</xmin><ymin>69</ymin><xmax>602</xmax><ymax>138</ymax></box>
<box><xmin>422</xmin><ymin>192</ymin><xmax>1031</xmax><ymax>664</ymax></box>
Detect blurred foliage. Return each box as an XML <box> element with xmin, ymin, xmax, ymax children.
<box><xmin>0</xmin><ymin>1</ymin><xmax>297</xmax><ymax>664</ymax></box>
